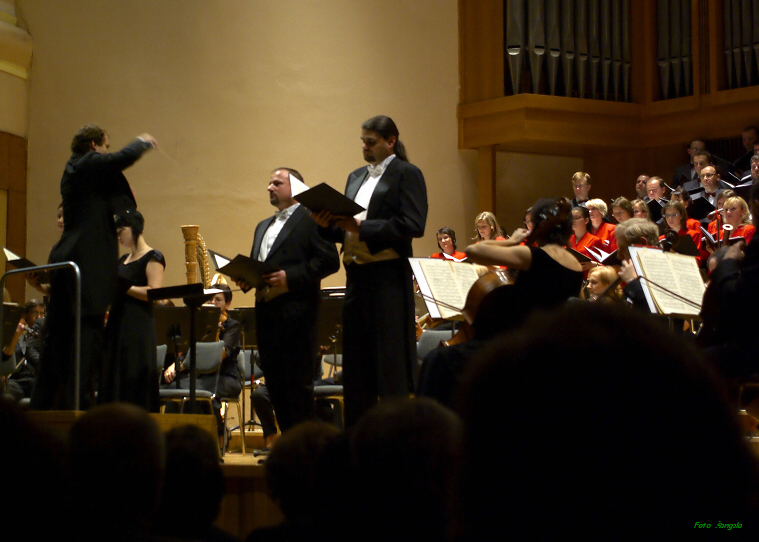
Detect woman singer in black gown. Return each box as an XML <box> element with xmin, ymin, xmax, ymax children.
<box><xmin>99</xmin><ymin>210</ymin><xmax>165</xmax><ymax>411</ymax></box>
<box><xmin>417</xmin><ymin>198</ymin><xmax>583</xmax><ymax>407</ymax></box>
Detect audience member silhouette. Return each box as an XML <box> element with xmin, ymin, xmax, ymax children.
<box><xmin>68</xmin><ymin>403</ymin><xmax>165</xmax><ymax>542</ymax></box>
<box><xmin>457</xmin><ymin>303</ymin><xmax>759</xmax><ymax>540</ymax></box>
<box><xmin>153</xmin><ymin>424</ymin><xmax>238</xmax><ymax>542</ymax></box>
<box><xmin>246</xmin><ymin>421</ymin><xmax>340</xmax><ymax>542</ymax></box>
<box><xmin>347</xmin><ymin>398</ymin><xmax>463</xmax><ymax>542</ymax></box>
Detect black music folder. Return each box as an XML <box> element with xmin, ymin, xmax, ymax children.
<box><xmin>3</xmin><ymin>248</ymin><xmax>50</xmax><ymax>282</ymax></box>
<box><xmin>294</xmin><ymin>182</ymin><xmax>365</xmax><ymax>217</ymax></box>
<box><xmin>566</xmin><ymin>247</ymin><xmax>593</xmax><ymax>263</ymax></box>
<box><xmin>672</xmin><ymin>233</ymin><xmax>701</xmax><ymax>257</ymax></box>
<box><xmin>647</xmin><ymin>199</ymin><xmax>665</xmax><ymax>223</ymax></box>
<box><xmin>712</xmin><ymin>154</ymin><xmax>744</xmax><ymax>184</ymax></box>
<box><xmin>734</xmin><ymin>150</ymin><xmax>754</xmax><ymax>174</ymax></box>
<box><xmin>584</xmin><ymin>246</ymin><xmax>621</xmax><ymax>267</ymax></box>
<box><xmin>214</xmin><ymin>253</ymin><xmax>280</xmax><ymax>292</ymax></box>
<box><xmin>718</xmin><ymin>178</ymin><xmax>754</xmax><ymax>201</ymax></box>
<box><xmin>688</xmin><ymin>195</ymin><xmax>715</xmax><ymax>221</ymax></box>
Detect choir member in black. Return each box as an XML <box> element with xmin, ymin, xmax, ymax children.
<box><xmin>99</xmin><ymin>210</ymin><xmax>164</xmax><ymax>411</ymax></box>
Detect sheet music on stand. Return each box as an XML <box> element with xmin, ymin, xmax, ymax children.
<box><xmin>627</xmin><ymin>246</ymin><xmax>705</xmax><ymax>318</ymax></box>
<box><xmin>409</xmin><ymin>258</ymin><xmax>479</xmax><ymax>320</ymax></box>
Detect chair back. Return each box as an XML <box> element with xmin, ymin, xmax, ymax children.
<box><xmin>193</xmin><ymin>340</ymin><xmax>224</xmax><ymax>374</ymax></box>
<box><xmin>156</xmin><ymin>344</ymin><xmax>167</xmax><ymax>371</ymax></box>
<box><xmin>236</xmin><ymin>350</ymin><xmax>246</xmax><ymax>381</ymax></box>
<box><xmin>323</xmin><ymin>353</ymin><xmax>342</xmax><ymax>367</ymax></box>
<box><xmin>416</xmin><ymin>329</ymin><xmax>454</xmax><ymax>360</ymax></box>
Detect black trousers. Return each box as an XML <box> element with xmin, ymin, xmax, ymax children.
<box><xmin>342</xmin><ymin>259</ymin><xmax>415</xmax><ymax>428</ymax></box>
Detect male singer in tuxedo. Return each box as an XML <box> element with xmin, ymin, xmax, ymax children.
<box><xmin>248</xmin><ymin>168</ymin><xmax>339</xmax><ymax>433</ymax></box>
<box><xmin>31</xmin><ymin>124</ymin><xmax>156</xmax><ymax>410</ymax></box>
<box><xmin>313</xmin><ymin>115</ymin><xmax>428</xmax><ymax>427</ymax></box>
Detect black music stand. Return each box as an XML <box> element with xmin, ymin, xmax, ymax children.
<box><xmin>227</xmin><ymin>307</ymin><xmax>256</xmax><ymax>349</ymax></box>
<box><xmin>318</xmin><ymin>288</ymin><xmax>345</xmax><ymax>379</ymax></box>
<box><xmin>226</xmin><ymin>307</ymin><xmax>256</xmax><ymax>434</ymax></box>
<box><xmin>149</xmin><ymin>284</ymin><xmax>220</xmax><ymax>411</ymax></box>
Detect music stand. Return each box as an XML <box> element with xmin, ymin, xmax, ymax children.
<box><xmin>149</xmin><ymin>284</ymin><xmax>220</xmax><ymax>411</ymax></box>
<box><xmin>227</xmin><ymin>307</ymin><xmax>256</xmax><ymax>349</ymax></box>
<box><xmin>318</xmin><ymin>287</ymin><xmax>345</xmax><ymax>375</ymax></box>
<box><xmin>226</xmin><ymin>307</ymin><xmax>256</xmax><ymax>435</ymax></box>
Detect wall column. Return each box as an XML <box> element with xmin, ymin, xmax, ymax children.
<box><xmin>477</xmin><ymin>145</ymin><xmax>496</xmax><ymax>212</ymax></box>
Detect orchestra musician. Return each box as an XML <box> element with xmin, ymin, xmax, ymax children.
<box><xmin>702</xmin><ymin>182</ymin><xmax>759</xmax><ymax>378</ymax></box>
<box><xmin>417</xmin><ymin>198</ymin><xmax>583</xmax><ymax>407</ymax></box>
<box><xmin>614</xmin><ymin>218</ymin><xmax>661</xmax><ymax>310</ymax></box>
<box><xmin>313</xmin><ymin>115</ymin><xmax>428</xmax><ymax>427</ymax></box>
<box><xmin>1</xmin><ymin>300</ymin><xmax>45</xmax><ymax>401</ymax></box>
<box><xmin>31</xmin><ymin>124</ymin><xmax>157</xmax><ymax>410</ymax></box>
<box><xmin>431</xmin><ymin>227</ymin><xmax>466</xmax><ymax>261</ymax></box>
<box><xmin>163</xmin><ymin>283</ymin><xmax>242</xmax><ymax>436</ymax></box>
<box><xmin>586</xmin><ymin>266</ymin><xmax>623</xmax><ymax>302</ymax></box>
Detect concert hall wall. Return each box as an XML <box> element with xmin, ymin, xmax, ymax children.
<box><xmin>15</xmin><ymin>0</ymin><xmax>581</xmax><ymax>306</ymax></box>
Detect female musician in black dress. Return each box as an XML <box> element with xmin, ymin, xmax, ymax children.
<box><xmin>99</xmin><ymin>210</ymin><xmax>165</xmax><ymax>411</ymax></box>
<box><xmin>465</xmin><ymin>198</ymin><xmax>583</xmax><ymax>332</ymax></box>
<box><xmin>417</xmin><ymin>198</ymin><xmax>583</xmax><ymax>406</ymax></box>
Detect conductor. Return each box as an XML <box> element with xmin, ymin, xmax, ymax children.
<box><xmin>31</xmin><ymin>124</ymin><xmax>156</xmax><ymax>410</ymax></box>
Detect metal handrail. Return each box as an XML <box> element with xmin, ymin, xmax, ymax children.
<box><xmin>1</xmin><ymin>261</ymin><xmax>81</xmax><ymax>409</ymax></box>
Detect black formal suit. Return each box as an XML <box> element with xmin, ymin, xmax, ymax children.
<box><xmin>672</xmin><ymin>163</ymin><xmax>697</xmax><ymax>189</ymax></box>
<box><xmin>252</xmin><ymin>204</ymin><xmax>339</xmax><ymax>433</ymax></box>
<box><xmin>703</xmin><ymin>234</ymin><xmax>759</xmax><ymax>377</ymax></box>
<box><xmin>31</xmin><ymin>139</ymin><xmax>152</xmax><ymax>410</ymax></box>
<box><xmin>320</xmin><ymin>156</ymin><xmax>428</xmax><ymax>427</ymax></box>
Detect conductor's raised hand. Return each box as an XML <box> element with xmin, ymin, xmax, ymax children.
<box><xmin>137</xmin><ymin>133</ymin><xmax>158</xmax><ymax>148</ymax></box>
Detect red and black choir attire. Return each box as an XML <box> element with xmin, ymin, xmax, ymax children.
<box><xmin>590</xmin><ymin>222</ymin><xmax>617</xmax><ymax>252</ymax></box>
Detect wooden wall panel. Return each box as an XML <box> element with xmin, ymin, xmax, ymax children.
<box><xmin>0</xmin><ymin>131</ymin><xmax>26</xmax><ymax>302</ymax></box>
<box><xmin>459</xmin><ymin>0</ymin><xmax>504</xmax><ymax>104</ymax></box>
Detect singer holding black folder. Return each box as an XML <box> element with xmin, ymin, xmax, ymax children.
<box><xmin>240</xmin><ymin>168</ymin><xmax>339</xmax><ymax>435</ymax></box>
<box><xmin>313</xmin><ymin>115</ymin><xmax>428</xmax><ymax>427</ymax></box>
